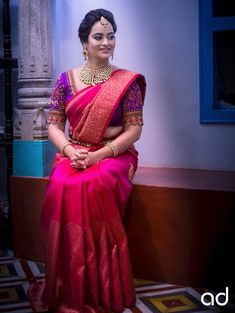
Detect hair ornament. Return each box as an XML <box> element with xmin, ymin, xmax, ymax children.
<box><xmin>100</xmin><ymin>16</ymin><xmax>109</xmax><ymax>27</ymax></box>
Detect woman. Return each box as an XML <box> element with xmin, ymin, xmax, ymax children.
<box><xmin>28</xmin><ymin>8</ymin><xmax>146</xmax><ymax>313</ymax></box>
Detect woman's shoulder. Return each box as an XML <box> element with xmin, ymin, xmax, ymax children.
<box><xmin>114</xmin><ymin>67</ymin><xmax>145</xmax><ymax>82</ymax></box>
<box><xmin>55</xmin><ymin>67</ymin><xmax>80</xmax><ymax>79</ymax></box>
<box><xmin>53</xmin><ymin>70</ymin><xmax>69</xmax><ymax>86</ymax></box>
<box><xmin>116</xmin><ymin>68</ymin><xmax>146</xmax><ymax>100</ymax></box>
<box><xmin>55</xmin><ymin>67</ymin><xmax>80</xmax><ymax>88</ymax></box>
<box><xmin>52</xmin><ymin>70</ymin><xmax>74</xmax><ymax>93</ymax></box>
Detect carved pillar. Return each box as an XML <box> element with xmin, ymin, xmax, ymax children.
<box><xmin>13</xmin><ymin>0</ymin><xmax>56</xmax><ymax>176</ymax></box>
<box><xmin>14</xmin><ymin>0</ymin><xmax>53</xmax><ymax>140</ymax></box>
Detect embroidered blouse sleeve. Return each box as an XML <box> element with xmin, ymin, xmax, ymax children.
<box><xmin>47</xmin><ymin>73</ymin><xmax>67</xmax><ymax>129</ymax></box>
<box><xmin>123</xmin><ymin>80</ymin><xmax>143</xmax><ymax>128</ymax></box>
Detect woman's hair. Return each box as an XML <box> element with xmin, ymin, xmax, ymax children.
<box><xmin>78</xmin><ymin>8</ymin><xmax>117</xmax><ymax>44</ymax></box>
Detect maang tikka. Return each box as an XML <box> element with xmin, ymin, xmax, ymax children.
<box><xmin>100</xmin><ymin>16</ymin><xmax>109</xmax><ymax>27</ymax></box>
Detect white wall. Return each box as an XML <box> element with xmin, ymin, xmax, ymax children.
<box><xmin>53</xmin><ymin>0</ymin><xmax>235</xmax><ymax>170</ymax></box>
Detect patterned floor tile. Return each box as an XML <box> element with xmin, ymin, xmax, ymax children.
<box><xmin>135</xmin><ymin>287</ymin><xmax>232</xmax><ymax>313</ymax></box>
<box><xmin>0</xmin><ymin>249</ymin><xmax>234</xmax><ymax>313</ymax></box>
<box><xmin>0</xmin><ymin>260</ymin><xmax>27</xmax><ymax>283</ymax></box>
<box><xmin>0</xmin><ymin>281</ymin><xmax>33</xmax><ymax>312</ymax></box>
<box><xmin>26</xmin><ymin>261</ymin><xmax>44</xmax><ymax>279</ymax></box>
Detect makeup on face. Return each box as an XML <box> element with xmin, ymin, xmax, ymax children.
<box><xmin>85</xmin><ymin>21</ymin><xmax>116</xmax><ymax>64</ymax></box>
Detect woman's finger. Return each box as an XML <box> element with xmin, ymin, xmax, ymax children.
<box><xmin>74</xmin><ymin>149</ymin><xmax>88</xmax><ymax>157</ymax></box>
<box><xmin>70</xmin><ymin>160</ymin><xmax>86</xmax><ymax>169</ymax></box>
<box><xmin>71</xmin><ymin>157</ymin><xmax>78</xmax><ymax>161</ymax></box>
<box><xmin>77</xmin><ymin>154</ymin><xmax>87</xmax><ymax>160</ymax></box>
<box><xmin>79</xmin><ymin>149</ymin><xmax>89</xmax><ymax>154</ymax></box>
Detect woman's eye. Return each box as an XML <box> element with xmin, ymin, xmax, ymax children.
<box><xmin>108</xmin><ymin>35</ymin><xmax>115</xmax><ymax>40</ymax></box>
<box><xmin>94</xmin><ymin>36</ymin><xmax>102</xmax><ymax>40</ymax></box>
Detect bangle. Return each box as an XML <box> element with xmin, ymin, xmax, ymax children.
<box><xmin>105</xmin><ymin>141</ymin><xmax>119</xmax><ymax>157</ymax></box>
<box><xmin>60</xmin><ymin>142</ymin><xmax>72</xmax><ymax>156</ymax></box>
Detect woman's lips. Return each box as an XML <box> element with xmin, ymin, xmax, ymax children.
<box><xmin>100</xmin><ymin>48</ymin><xmax>111</xmax><ymax>53</ymax></box>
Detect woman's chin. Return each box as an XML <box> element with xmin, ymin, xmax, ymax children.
<box><xmin>98</xmin><ymin>54</ymin><xmax>112</xmax><ymax>61</ymax></box>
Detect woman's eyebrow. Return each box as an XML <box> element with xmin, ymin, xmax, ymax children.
<box><xmin>92</xmin><ymin>32</ymin><xmax>115</xmax><ymax>36</ymax></box>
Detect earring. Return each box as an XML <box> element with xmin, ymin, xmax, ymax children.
<box><xmin>111</xmin><ymin>53</ymin><xmax>114</xmax><ymax>60</ymax></box>
<box><xmin>82</xmin><ymin>48</ymin><xmax>88</xmax><ymax>61</ymax></box>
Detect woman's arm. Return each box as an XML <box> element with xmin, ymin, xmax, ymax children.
<box><xmin>85</xmin><ymin>125</ymin><xmax>142</xmax><ymax>166</ymax></box>
<box><xmin>48</xmin><ymin>124</ymin><xmax>88</xmax><ymax>168</ymax></box>
<box><xmin>48</xmin><ymin>124</ymin><xmax>69</xmax><ymax>152</ymax></box>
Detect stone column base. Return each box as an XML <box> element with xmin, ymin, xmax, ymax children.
<box><xmin>13</xmin><ymin>140</ymin><xmax>56</xmax><ymax>177</ymax></box>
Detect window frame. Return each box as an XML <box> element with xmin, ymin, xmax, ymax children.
<box><xmin>199</xmin><ymin>0</ymin><xmax>235</xmax><ymax>123</ymax></box>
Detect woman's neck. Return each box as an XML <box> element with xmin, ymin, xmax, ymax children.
<box><xmin>86</xmin><ymin>59</ymin><xmax>109</xmax><ymax>70</ymax></box>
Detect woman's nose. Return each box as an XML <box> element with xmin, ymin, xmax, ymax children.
<box><xmin>102</xmin><ymin>37</ymin><xmax>110</xmax><ymax>45</ymax></box>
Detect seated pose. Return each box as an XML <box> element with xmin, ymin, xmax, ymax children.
<box><xmin>28</xmin><ymin>8</ymin><xmax>146</xmax><ymax>313</ymax></box>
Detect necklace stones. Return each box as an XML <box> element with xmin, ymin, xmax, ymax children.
<box><xmin>79</xmin><ymin>63</ymin><xmax>113</xmax><ymax>86</ymax></box>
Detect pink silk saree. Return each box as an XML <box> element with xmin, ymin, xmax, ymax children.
<box><xmin>27</xmin><ymin>69</ymin><xmax>146</xmax><ymax>313</ymax></box>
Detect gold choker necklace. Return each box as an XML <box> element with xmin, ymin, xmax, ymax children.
<box><xmin>79</xmin><ymin>63</ymin><xmax>113</xmax><ymax>86</ymax></box>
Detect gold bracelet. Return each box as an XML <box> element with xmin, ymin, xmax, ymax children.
<box><xmin>105</xmin><ymin>141</ymin><xmax>119</xmax><ymax>157</ymax></box>
<box><xmin>60</xmin><ymin>142</ymin><xmax>72</xmax><ymax>156</ymax></box>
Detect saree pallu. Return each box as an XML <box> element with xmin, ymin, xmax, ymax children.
<box><xmin>28</xmin><ymin>69</ymin><xmax>146</xmax><ymax>313</ymax></box>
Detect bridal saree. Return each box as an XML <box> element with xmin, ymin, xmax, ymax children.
<box><xmin>28</xmin><ymin>68</ymin><xmax>146</xmax><ymax>313</ymax></box>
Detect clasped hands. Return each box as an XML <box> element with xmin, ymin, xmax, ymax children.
<box><xmin>70</xmin><ymin>148</ymin><xmax>97</xmax><ymax>169</ymax></box>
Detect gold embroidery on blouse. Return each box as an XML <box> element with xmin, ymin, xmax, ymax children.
<box><xmin>67</xmin><ymin>68</ymin><xmax>83</xmax><ymax>95</ymax></box>
<box><xmin>48</xmin><ymin>110</ymin><xmax>66</xmax><ymax>129</ymax></box>
<box><xmin>123</xmin><ymin>88</ymin><xmax>143</xmax><ymax>111</ymax></box>
<box><xmin>71</xmin><ymin>68</ymin><xmax>81</xmax><ymax>92</ymax></box>
<box><xmin>67</xmin><ymin>70</ymin><xmax>77</xmax><ymax>95</ymax></box>
<box><xmin>124</xmin><ymin>110</ymin><xmax>143</xmax><ymax>127</ymax></box>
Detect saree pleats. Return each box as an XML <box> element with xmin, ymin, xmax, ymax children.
<box><xmin>28</xmin><ymin>151</ymin><xmax>137</xmax><ymax>313</ymax></box>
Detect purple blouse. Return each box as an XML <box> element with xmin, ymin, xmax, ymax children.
<box><xmin>48</xmin><ymin>71</ymin><xmax>144</xmax><ymax>128</ymax></box>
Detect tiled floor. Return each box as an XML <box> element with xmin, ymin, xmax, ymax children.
<box><xmin>0</xmin><ymin>247</ymin><xmax>234</xmax><ymax>313</ymax></box>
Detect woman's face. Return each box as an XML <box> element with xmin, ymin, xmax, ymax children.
<box><xmin>84</xmin><ymin>20</ymin><xmax>116</xmax><ymax>63</ymax></box>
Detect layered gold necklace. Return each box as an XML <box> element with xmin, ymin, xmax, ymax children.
<box><xmin>79</xmin><ymin>63</ymin><xmax>113</xmax><ymax>86</ymax></box>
